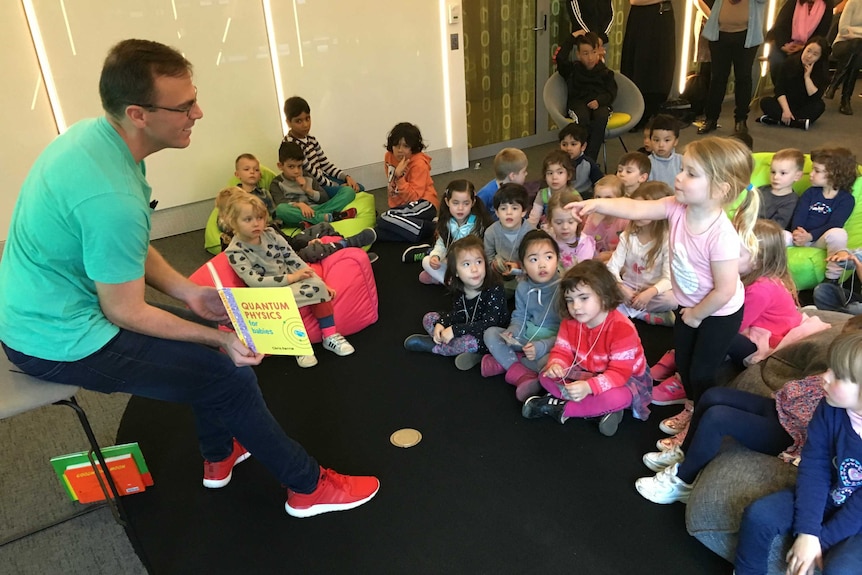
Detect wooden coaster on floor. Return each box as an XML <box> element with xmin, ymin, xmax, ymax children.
<box><xmin>390</xmin><ymin>428</ymin><xmax>422</xmax><ymax>448</ymax></box>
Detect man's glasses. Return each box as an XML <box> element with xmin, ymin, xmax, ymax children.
<box><xmin>129</xmin><ymin>88</ymin><xmax>198</xmax><ymax>118</ymax></box>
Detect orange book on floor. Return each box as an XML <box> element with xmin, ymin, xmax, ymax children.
<box><xmin>62</xmin><ymin>453</ymin><xmax>147</xmax><ymax>504</ymax></box>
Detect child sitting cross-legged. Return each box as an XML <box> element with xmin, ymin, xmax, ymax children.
<box><xmin>271</xmin><ymin>141</ymin><xmax>357</xmax><ymax>228</ymax></box>
<box><xmin>521</xmin><ymin>259</ymin><xmax>652</xmax><ymax>436</ymax></box>
<box><xmin>404</xmin><ymin>236</ymin><xmax>509</xmax><ymax>370</ymax></box>
<box><xmin>484</xmin><ymin>183</ymin><xmax>536</xmax><ymax>291</ymax></box>
<box><xmin>482</xmin><ymin>230</ymin><xmax>562</xmax><ymax>400</ymax></box>
<box><xmin>218</xmin><ymin>188</ymin><xmax>355</xmax><ymax>369</ymax></box>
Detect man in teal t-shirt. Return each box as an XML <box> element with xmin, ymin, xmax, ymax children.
<box><xmin>0</xmin><ymin>39</ymin><xmax>378</xmax><ymax>518</ymax></box>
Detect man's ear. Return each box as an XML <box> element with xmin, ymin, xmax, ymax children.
<box><xmin>125</xmin><ymin>105</ymin><xmax>148</xmax><ymax>128</ymax></box>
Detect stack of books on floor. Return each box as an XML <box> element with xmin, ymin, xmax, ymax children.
<box><xmin>50</xmin><ymin>442</ymin><xmax>153</xmax><ymax>503</ymax></box>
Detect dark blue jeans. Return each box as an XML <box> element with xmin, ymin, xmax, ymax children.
<box><xmin>813</xmin><ymin>282</ymin><xmax>862</xmax><ymax>315</ymax></box>
<box><xmin>736</xmin><ymin>489</ymin><xmax>862</xmax><ymax>574</ymax></box>
<box><xmin>677</xmin><ymin>387</ymin><xmax>790</xmax><ymax>484</ymax></box>
<box><xmin>2</xmin><ymin>330</ymin><xmax>319</xmax><ymax>493</ymax></box>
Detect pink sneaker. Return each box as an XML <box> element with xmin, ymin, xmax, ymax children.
<box><xmin>651</xmin><ymin>374</ymin><xmax>687</xmax><ymax>406</ymax></box>
<box><xmin>659</xmin><ymin>400</ymin><xmax>694</xmax><ymax>435</ymax></box>
<box><xmin>418</xmin><ymin>270</ymin><xmax>437</xmax><ymax>285</ymax></box>
<box><xmin>505</xmin><ymin>363</ymin><xmax>542</xmax><ymax>402</ymax></box>
<box><xmin>203</xmin><ymin>439</ymin><xmax>251</xmax><ymax>488</ymax></box>
<box><xmin>285</xmin><ymin>467</ymin><xmax>379</xmax><ymax>518</ymax></box>
<box><xmin>481</xmin><ymin>354</ymin><xmax>506</xmax><ymax>377</ymax></box>
<box><xmin>656</xmin><ymin>426</ymin><xmax>689</xmax><ymax>451</ymax></box>
<box><xmin>650</xmin><ymin>350</ymin><xmax>676</xmax><ymax>382</ymax></box>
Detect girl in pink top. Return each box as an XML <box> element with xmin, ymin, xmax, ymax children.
<box><xmin>569</xmin><ymin>137</ymin><xmax>761</xmax><ymax>444</ymax></box>
<box><xmin>582</xmin><ymin>174</ymin><xmax>629</xmax><ymax>262</ymax></box>
<box><xmin>546</xmin><ymin>190</ymin><xmax>595</xmax><ymax>271</ymax></box>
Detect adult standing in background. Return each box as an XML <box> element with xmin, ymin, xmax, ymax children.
<box><xmin>697</xmin><ymin>0</ymin><xmax>768</xmax><ymax>134</ymax></box>
<box><xmin>565</xmin><ymin>0</ymin><xmax>616</xmax><ymax>45</ymax></box>
<box><xmin>0</xmin><ymin>39</ymin><xmax>379</xmax><ymax>518</ymax></box>
<box><xmin>765</xmin><ymin>0</ymin><xmax>833</xmax><ymax>86</ymax></box>
<box><xmin>620</xmin><ymin>0</ymin><xmax>677</xmax><ymax>126</ymax></box>
<box><xmin>824</xmin><ymin>0</ymin><xmax>862</xmax><ymax>114</ymax></box>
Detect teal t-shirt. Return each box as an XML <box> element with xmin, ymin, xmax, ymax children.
<box><xmin>0</xmin><ymin>117</ymin><xmax>152</xmax><ymax>361</ymax></box>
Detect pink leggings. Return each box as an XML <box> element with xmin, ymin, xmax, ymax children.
<box><xmin>539</xmin><ymin>374</ymin><xmax>632</xmax><ymax>418</ymax></box>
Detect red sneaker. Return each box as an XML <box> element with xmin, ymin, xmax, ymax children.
<box><xmin>651</xmin><ymin>374</ymin><xmax>687</xmax><ymax>406</ymax></box>
<box><xmin>285</xmin><ymin>467</ymin><xmax>380</xmax><ymax>518</ymax></box>
<box><xmin>203</xmin><ymin>439</ymin><xmax>251</xmax><ymax>488</ymax></box>
<box><xmin>650</xmin><ymin>350</ymin><xmax>677</xmax><ymax>382</ymax></box>
<box><xmin>480</xmin><ymin>354</ymin><xmax>506</xmax><ymax>377</ymax></box>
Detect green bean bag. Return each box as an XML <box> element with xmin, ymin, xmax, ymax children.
<box><xmin>750</xmin><ymin>152</ymin><xmax>862</xmax><ymax>290</ymax></box>
<box><xmin>204</xmin><ymin>165</ymin><xmax>376</xmax><ymax>254</ymax></box>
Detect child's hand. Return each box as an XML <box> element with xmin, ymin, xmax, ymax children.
<box><xmin>437</xmin><ymin>326</ymin><xmax>455</xmax><ymax>344</ymax></box>
<box><xmin>587</xmin><ymin>100</ymin><xmax>599</xmax><ymax>110</ymax></box>
<box><xmin>429</xmin><ymin>255</ymin><xmax>441</xmax><ymax>269</ymax></box>
<box><xmin>543</xmin><ymin>363</ymin><xmax>567</xmax><ymax>379</ymax></box>
<box><xmin>618</xmin><ymin>283</ymin><xmax>636</xmax><ymax>304</ymax></box>
<box><xmin>294</xmin><ymin>201</ymin><xmax>315</xmax><ymax>218</ymax></box>
<box><xmin>791</xmin><ymin>227</ymin><xmax>812</xmax><ymax>246</ymax></box>
<box><xmin>345</xmin><ymin>175</ymin><xmax>361</xmax><ymax>191</ymax></box>
<box><xmin>396</xmin><ymin>157</ymin><xmax>410</xmax><ymax>179</ymax></box>
<box><xmin>308</xmin><ymin>238</ymin><xmax>322</xmax><ymax>246</ymax></box>
<box><xmin>826</xmin><ymin>249</ymin><xmax>859</xmax><ymax>265</ymax></box>
<box><xmin>492</xmin><ymin>258</ymin><xmax>509</xmax><ymax>275</ymax></box>
<box><xmin>288</xmin><ymin>268</ymin><xmax>315</xmax><ymax>284</ymax></box>
<box><xmin>522</xmin><ymin>342</ymin><xmax>537</xmax><ymax>361</ymax></box>
<box><xmin>785</xmin><ymin>534</ymin><xmax>822</xmax><ymax>575</ymax></box>
<box><xmin>504</xmin><ymin>261</ymin><xmax>521</xmax><ymax>274</ymax></box>
<box><xmin>296</xmin><ymin>175</ymin><xmax>307</xmax><ymax>189</ymax></box>
<box><xmin>631</xmin><ymin>287</ymin><xmax>657</xmax><ymax>310</ymax></box>
<box><xmin>432</xmin><ymin>323</ymin><xmax>445</xmax><ymax>344</ymax></box>
<box><xmin>563</xmin><ymin>380</ymin><xmax>591</xmax><ymax>402</ymax></box>
<box><xmin>326</xmin><ymin>285</ymin><xmax>336</xmax><ymax>299</ymax></box>
<box><xmin>679</xmin><ymin>307</ymin><xmax>702</xmax><ymax>328</ymax></box>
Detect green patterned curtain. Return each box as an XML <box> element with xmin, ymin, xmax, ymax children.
<box><xmin>463</xmin><ymin>0</ymin><xmax>537</xmax><ymax>148</ymax></box>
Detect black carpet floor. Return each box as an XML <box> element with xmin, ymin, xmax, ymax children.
<box><xmin>117</xmin><ymin>242</ymin><xmax>731</xmax><ymax>574</ymax></box>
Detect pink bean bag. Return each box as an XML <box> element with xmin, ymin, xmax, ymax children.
<box><xmin>189</xmin><ymin>245</ymin><xmax>378</xmax><ymax>343</ymax></box>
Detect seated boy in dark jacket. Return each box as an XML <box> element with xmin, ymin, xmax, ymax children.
<box><xmin>555</xmin><ymin>32</ymin><xmax>617</xmax><ymax>162</ymax></box>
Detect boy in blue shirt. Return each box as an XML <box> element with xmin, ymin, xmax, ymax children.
<box><xmin>646</xmin><ymin>114</ymin><xmax>683</xmax><ymax>190</ymax></box>
<box><xmin>476</xmin><ymin>147</ymin><xmax>529</xmax><ymax>219</ymax></box>
<box><xmin>558</xmin><ymin>123</ymin><xmax>603</xmax><ymax>200</ymax></box>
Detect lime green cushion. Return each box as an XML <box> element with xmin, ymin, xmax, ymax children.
<box><xmin>606</xmin><ymin>112</ymin><xmax>631</xmax><ymax>130</ymax></box>
<box><xmin>750</xmin><ymin>152</ymin><xmax>862</xmax><ymax>290</ymax></box>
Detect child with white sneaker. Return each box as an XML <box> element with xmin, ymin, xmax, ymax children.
<box><xmin>546</xmin><ymin>190</ymin><xmax>596</xmax><ymax>271</ymax></box>
<box><xmin>419</xmin><ymin>179</ymin><xmax>492</xmax><ymax>285</ymax></box>
<box><xmin>606</xmin><ymin>182</ymin><xmax>676</xmax><ymax>327</ymax></box>
<box><xmin>582</xmin><ymin>175</ymin><xmax>630</xmax><ymax>263</ymax></box>
<box><xmin>220</xmin><ymin>189</ymin><xmax>355</xmax><ymax>368</ymax></box>
<box><xmin>634</xmin><ymin>316</ymin><xmax>862</xmax><ymax>508</ymax></box>
<box><xmin>482</xmin><ymin>230</ymin><xmax>561</xmax><ymax>399</ymax></box>
<box><xmin>404</xmin><ymin>236</ymin><xmax>509</xmax><ymax>370</ymax></box>
<box><xmin>521</xmin><ymin>260</ymin><xmax>652</xmax><ymax>436</ymax></box>
<box><xmin>570</xmin><ymin>137</ymin><xmax>761</xmax><ymax>450</ymax></box>
<box><xmin>735</xmin><ymin>331</ymin><xmax>862</xmax><ymax>575</ymax></box>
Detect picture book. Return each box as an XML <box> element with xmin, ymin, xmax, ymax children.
<box><xmin>207</xmin><ymin>262</ymin><xmax>314</xmax><ymax>356</ymax></box>
<box><xmin>50</xmin><ymin>442</ymin><xmax>153</xmax><ymax>503</ymax></box>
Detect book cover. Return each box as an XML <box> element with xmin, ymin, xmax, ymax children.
<box><xmin>63</xmin><ymin>454</ymin><xmax>147</xmax><ymax>503</ymax></box>
<box><xmin>50</xmin><ymin>442</ymin><xmax>153</xmax><ymax>502</ymax></box>
<box><xmin>207</xmin><ymin>262</ymin><xmax>314</xmax><ymax>356</ymax></box>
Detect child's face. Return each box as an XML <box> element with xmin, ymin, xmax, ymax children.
<box><xmin>675</xmin><ymin>153</ymin><xmax>715</xmax><ymax>207</ymax></box>
<box><xmin>392</xmin><ymin>138</ymin><xmax>413</xmax><ymax>162</ymax></box>
<box><xmin>593</xmin><ymin>184</ymin><xmax>622</xmax><ymax>201</ymax></box>
<box><xmin>508</xmin><ymin>167</ymin><xmax>528</xmax><ymax>185</ymax></box>
<box><xmin>522</xmin><ymin>240</ymin><xmax>558</xmax><ymax>284</ymax></box>
<box><xmin>234</xmin><ymin>204</ymin><xmax>266</xmax><ymax>243</ymax></box>
<box><xmin>822</xmin><ymin>369</ymin><xmax>862</xmax><ymax>411</ymax></box>
<box><xmin>495</xmin><ymin>202</ymin><xmax>526</xmax><ymax>231</ymax></box>
<box><xmin>549</xmin><ymin>206</ymin><xmax>579</xmax><ymax>243</ymax></box>
<box><xmin>576</xmin><ymin>42</ymin><xmax>599</xmax><ymax>70</ymax></box>
<box><xmin>545</xmin><ymin>162</ymin><xmax>570</xmax><ymax>192</ymax></box>
<box><xmin>616</xmin><ymin>162</ymin><xmax>648</xmax><ymax>193</ymax></box>
<box><xmin>560</xmin><ymin>135</ymin><xmax>586</xmax><ymax>160</ymax></box>
<box><xmin>454</xmin><ymin>248</ymin><xmax>486</xmax><ymax>292</ymax></box>
<box><xmin>287</xmin><ymin>111</ymin><xmax>311</xmax><ymax>138</ymax></box>
<box><xmin>235</xmin><ymin>158</ymin><xmax>261</xmax><ymax>187</ymax></box>
<box><xmin>278</xmin><ymin>158</ymin><xmax>304</xmax><ymax>181</ymax></box>
<box><xmin>642</xmin><ymin>128</ymin><xmax>652</xmax><ymax>153</ymax></box>
<box><xmin>446</xmin><ymin>190</ymin><xmax>474</xmax><ymax>223</ymax></box>
<box><xmin>770</xmin><ymin>159</ymin><xmax>803</xmax><ymax>191</ymax></box>
<box><xmin>809</xmin><ymin>162</ymin><xmax>830</xmax><ymax>188</ymax></box>
<box><xmin>650</xmin><ymin>129</ymin><xmax>679</xmax><ymax>159</ymax></box>
<box><xmin>565</xmin><ymin>282</ymin><xmax>606</xmax><ymax>328</ymax></box>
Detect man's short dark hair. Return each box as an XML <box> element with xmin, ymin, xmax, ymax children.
<box><xmin>284</xmin><ymin>96</ymin><xmax>311</xmax><ymax>121</ymax></box>
<box><xmin>99</xmin><ymin>39</ymin><xmax>193</xmax><ymax>121</ymax></box>
<box><xmin>278</xmin><ymin>141</ymin><xmax>304</xmax><ymax>163</ymax></box>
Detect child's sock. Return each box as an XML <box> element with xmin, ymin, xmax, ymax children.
<box><xmin>321</xmin><ymin>325</ymin><xmax>337</xmax><ymax>339</ymax></box>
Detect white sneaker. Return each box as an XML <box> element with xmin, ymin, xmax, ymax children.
<box><xmin>642</xmin><ymin>446</ymin><xmax>685</xmax><ymax>472</ymax></box>
<box><xmin>634</xmin><ymin>463</ymin><xmax>693</xmax><ymax>504</ymax></box>
<box><xmin>296</xmin><ymin>354</ymin><xmax>318</xmax><ymax>368</ymax></box>
<box><xmin>322</xmin><ymin>333</ymin><xmax>355</xmax><ymax>356</ymax></box>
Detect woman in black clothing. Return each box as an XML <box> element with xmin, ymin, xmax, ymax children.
<box><xmin>765</xmin><ymin>0</ymin><xmax>833</xmax><ymax>85</ymax></box>
<box><xmin>757</xmin><ymin>36</ymin><xmax>831</xmax><ymax>129</ymax></box>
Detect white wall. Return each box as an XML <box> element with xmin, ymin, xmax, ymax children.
<box><xmin>1</xmin><ymin>0</ymin><xmax>468</xmax><ymax>242</ymax></box>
